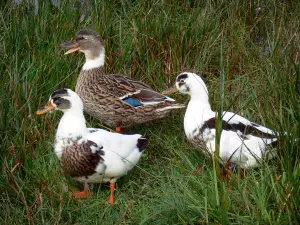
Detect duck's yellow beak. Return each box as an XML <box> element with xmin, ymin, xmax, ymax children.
<box><xmin>161</xmin><ymin>86</ymin><xmax>179</xmax><ymax>95</ymax></box>
<box><xmin>61</xmin><ymin>41</ymin><xmax>79</xmax><ymax>55</ymax></box>
<box><xmin>36</xmin><ymin>101</ymin><xmax>55</xmax><ymax>115</ymax></box>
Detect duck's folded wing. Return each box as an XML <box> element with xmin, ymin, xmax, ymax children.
<box><xmin>62</xmin><ymin>140</ymin><xmax>106</xmax><ymax>177</ymax></box>
<box><xmin>104</xmin><ymin>74</ymin><xmax>176</xmax><ymax>107</ymax></box>
<box><xmin>122</xmin><ymin>89</ymin><xmax>176</xmax><ymax>105</ymax></box>
<box><xmin>86</xmin><ymin>130</ymin><xmax>143</xmax><ymax>158</ymax></box>
<box><xmin>221</xmin><ymin>111</ymin><xmax>278</xmax><ymax>139</ymax></box>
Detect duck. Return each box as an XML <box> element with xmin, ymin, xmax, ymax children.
<box><xmin>61</xmin><ymin>29</ymin><xmax>185</xmax><ymax>133</ymax></box>
<box><xmin>36</xmin><ymin>88</ymin><xmax>148</xmax><ymax>204</ymax></box>
<box><xmin>163</xmin><ymin>72</ymin><xmax>279</xmax><ymax>170</ymax></box>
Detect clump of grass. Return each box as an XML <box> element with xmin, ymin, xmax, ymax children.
<box><xmin>0</xmin><ymin>0</ymin><xmax>299</xmax><ymax>224</ymax></box>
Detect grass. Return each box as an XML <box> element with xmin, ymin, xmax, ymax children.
<box><xmin>0</xmin><ymin>0</ymin><xmax>300</xmax><ymax>224</ymax></box>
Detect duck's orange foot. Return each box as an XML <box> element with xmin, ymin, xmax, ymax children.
<box><xmin>71</xmin><ymin>189</ymin><xmax>91</xmax><ymax>198</ymax></box>
<box><xmin>107</xmin><ymin>198</ymin><xmax>114</xmax><ymax>205</ymax></box>
<box><xmin>107</xmin><ymin>183</ymin><xmax>115</xmax><ymax>205</ymax></box>
<box><xmin>116</xmin><ymin>127</ymin><xmax>124</xmax><ymax>133</ymax></box>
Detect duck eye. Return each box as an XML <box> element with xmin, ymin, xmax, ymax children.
<box><xmin>52</xmin><ymin>97</ymin><xmax>61</xmax><ymax>104</ymax></box>
<box><xmin>76</xmin><ymin>36</ymin><xmax>87</xmax><ymax>41</ymax></box>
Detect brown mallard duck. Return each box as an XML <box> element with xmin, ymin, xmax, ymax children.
<box><xmin>61</xmin><ymin>29</ymin><xmax>184</xmax><ymax>133</ymax></box>
<box><xmin>37</xmin><ymin>88</ymin><xmax>148</xmax><ymax>204</ymax></box>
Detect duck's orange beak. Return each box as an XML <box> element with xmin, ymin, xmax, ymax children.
<box><xmin>161</xmin><ymin>87</ymin><xmax>179</xmax><ymax>95</ymax></box>
<box><xmin>36</xmin><ymin>101</ymin><xmax>55</xmax><ymax>115</ymax></box>
<box><xmin>61</xmin><ymin>41</ymin><xmax>79</xmax><ymax>55</ymax></box>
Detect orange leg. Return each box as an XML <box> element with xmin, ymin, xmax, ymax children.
<box><xmin>108</xmin><ymin>183</ymin><xmax>115</xmax><ymax>205</ymax></box>
<box><xmin>116</xmin><ymin>127</ymin><xmax>124</xmax><ymax>133</ymax></box>
<box><xmin>71</xmin><ymin>187</ymin><xmax>91</xmax><ymax>198</ymax></box>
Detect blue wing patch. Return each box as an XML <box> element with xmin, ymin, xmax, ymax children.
<box><xmin>122</xmin><ymin>97</ymin><xmax>142</xmax><ymax>107</ymax></box>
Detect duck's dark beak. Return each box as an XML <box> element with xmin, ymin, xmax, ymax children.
<box><xmin>36</xmin><ymin>101</ymin><xmax>55</xmax><ymax>115</ymax></box>
<box><xmin>61</xmin><ymin>41</ymin><xmax>79</xmax><ymax>55</ymax></box>
<box><xmin>161</xmin><ymin>86</ymin><xmax>179</xmax><ymax>95</ymax></box>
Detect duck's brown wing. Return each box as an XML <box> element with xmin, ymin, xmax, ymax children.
<box><xmin>104</xmin><ymin>74</ymin><xmax>175</xmax><ymax>105</ymax></box>
<box><xmin>61</xmin><ymin>140</ymin><xmax>105</xmax><ymax>178</ymax></box>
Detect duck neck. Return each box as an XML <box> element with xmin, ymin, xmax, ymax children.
<box><xmin>185</xmin><ymin>94</ymin><xmax>213</xmax><ymax>125</ymax></box>
<box><xmin>82</xmin><ymin>47</ymin><xmax>105</xmax><ymax>71</ymax></box>
<box><xmin>56</xmin><ymin>109</ymin><xmax>87</xmax><ymax>140</ymax></box>
<box><xmin>186</xmin><ymin>96</ymin><xmax>212</xmax><ymax>117</ymax></box>
<box><xmin>191</xmin><ymin>88</ymin><xmax>210</xmax><ymax>104</ymax></box>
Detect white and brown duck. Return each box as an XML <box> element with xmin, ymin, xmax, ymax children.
<box><xmin>164</xmin><ymin>72</ymin><xmax>281</xmax><ymax>173</ymax></box>
<box><xmin>37</xmin><ymin>88</ymin><xmax>148</xmax><ymax>204</ymax></box>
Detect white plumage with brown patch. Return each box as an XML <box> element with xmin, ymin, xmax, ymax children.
<box><xmin>37</xmin><ymin>88</ymin><xmax>148</xmax><ymax>204</ymax></box>
<box><xmin>164</xmin><ymin>72</ymin><xmax>279</xmax><ymax>169</ymax></box>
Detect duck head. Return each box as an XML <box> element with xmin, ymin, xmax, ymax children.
<box><xmin>61</xmin><ymin>29</ymin><xmax>105</xmax><ymax>60</ymax></box>
<box><xmin>162</xmin><ymin>72</ymin><xmax>209</xmax><ymax>101</ymax></box>
<box><xmin>37</xmin><ymin>89</ymin><xmax>84</xmax><ymax>115</ymax></box>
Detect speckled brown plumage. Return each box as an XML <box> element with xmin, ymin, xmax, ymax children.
<box><xmin>75</xmin><ymin>67</ymin><xmax>184</xmax><ymax>128</ymax></box>
<box><xmin>60</xmin><ymin>139</ymin><xmax>105</xmax><ymax>177</ymax></box>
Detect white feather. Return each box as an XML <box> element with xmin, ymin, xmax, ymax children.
<box><xmin>156</xmin><ymin>104</ymin><xmax>185</xmax><ymax>112</ymax></box>
<box><xmin>82</xmin><ymin>48</ymin><xmax>105</xmax><ymax>70</ymax></box>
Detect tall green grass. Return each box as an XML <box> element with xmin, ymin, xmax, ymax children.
<box><xmin>0</xmin><ymin>0</ymin><xmax>299</xmax><ymax>224</ymax></box>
